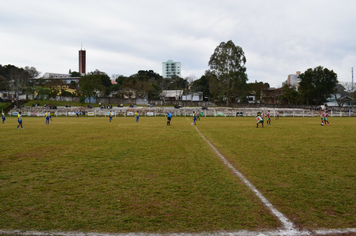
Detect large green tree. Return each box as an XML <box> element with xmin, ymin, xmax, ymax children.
<box><xmin>207</xmin><ymin>40</ymin><xmax>248</xmax><ymax>106</ymax></box>
<box><xmin>191</xmin><ymin>75</ymin><xmax>211</xmax><ymax>101</ymax></box>
<box><xmin>24</xmin><ymin>66</ymin><xmax>40</xmax><ymax>100</ymax></box>
<box><xmin>0</xmin><ymin>64</ymin><xmax>40</xmax><ymax>102</ymax></box>
<box><xmin>116</xmin><ymin>70</ymin><xmax>164</xmax><ymax>100</ymax></box>
<box><xmin>298</xmin><ymin>66</ymin><xmax>338</xmax><ymax>105</ymax></box>
<box><xmin>277</xmin><ymin>84</ymin><xmax>300</xmax><ymax>105</ymax></box>
<box><xmin>6</xmin><ymin>65</ymin><xmax>28</xmax><ymax>105</ymax></box>
<box><xmin>79</xmin><ymin>73</ymin><xmax>105</xmax><ymax>99</ymax></box>
<box><xmin>0</xmin><ymin>75</ymin><xmax>8</xmax><ymax>90</ymax></box>
<box><xmin>247</xmin><ymin>81</ymin><xmax>270</xmax><ymax>104</ymax></box>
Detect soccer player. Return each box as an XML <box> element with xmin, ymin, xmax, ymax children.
<box><xmin>197</xmin><ymin>110</ymin><xmax>200</xmax><ymax>121</ymax></box>
<box><xmin>324</xmin><ymin>110</ymin><xmax>330</xmax><ymax>125</ymax></box>
<box><xmin>45</xmin><ymin>111</ymin><xmax>50</xmax><ymax>124</ymax></box>
<box><xmin>17</xmin><ymin>112</ymin><xmax>23</xmax><ymax>129</ymax></box>
<box><xmin>167</xmin><ymin>111</ymin><xmax>172</xmax><ymax>126</ymax></box>
<box><xmin>266</xmin><ymin>110</ymin><xmax>271</xmax><ymax>125</ymax></box>
<box><xmin>135</xmin><ymin>112</ymin><xmax>139</xmax><ymax>122</ymax></box>
<box><xmin>261</xmin><ymin>111</ymin><xmax>265</xmax><ymax>126</ymax></box>
<box><xmin>109</xmin><ymin>110</ymin><xmax>113</xmax><ymax>122</ymax></box>
<box><xmin>256</xmin><ymin>115</ymin><xmax>263</xmax><ymax>128</ymax></box>
<box><xmin>1</xmin><ymin>110</ymin><xmax>5</xmax><ymax>123</ymax></box>
<box><xmin>193</xmin><ymin>111</ymin><xmax>197</xmax><ymax>125</ymax></box>
<box><xmin>320</xmin><ymin>110</ymin><xmax>325</xmax><ymax>126</ymax></box>
<box><xmin>276</xmin><ymin>111</ymin><xmax>280</xmax><ymax>120</ymax></box>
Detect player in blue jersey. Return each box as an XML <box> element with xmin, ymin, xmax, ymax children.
<box><xmin>45</xmin><ymin>111</ymin><xmax>50</xmax><ymax>124</ymax></box>
<box><xmin>109</xmin><ymin>110</ymin><xmax>113</xmax><ymax>122</ymax></box>
<box><xmin>1</xmin><ymin>110</ymin><xmax>5</xmax><ymax>123</ymax></box>
<box><xmin>193</xmin><ymin>111</ymin><xmax>197</xmax><ymax>125</ymax></box>
<box><xmin>167</xmin><ymin>111</ymin><xmax>172</xmax><ymax>125</ymax></box>
<box><xmin>135</xmin><ymin>112</ymin><xmax>139</xmax><ymax>122</ymax></box>
<box><xmin>17</xmin><ymin>112</ymin><xmax>23</xmax><ymax>129</ymax></box>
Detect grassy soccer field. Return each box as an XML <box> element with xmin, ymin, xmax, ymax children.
<box><xmin>197</xmin><ymin>117</ymin><xmax>356</xmax><ymax>230</ymax></box>
<box><xmin>0</xmin><ymin>116</ymin><xmax>355</xmax><ymax>233</ymax></box>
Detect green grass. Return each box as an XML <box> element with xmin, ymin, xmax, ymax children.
<box><xmin>0</xmin><ymin>117</ymin><xmax>279</xmax><ymax>233</ymax></box>
<box><xmin>1</xmin><ymin>116</ymin><xmax>355</xmax><ymax>233</ymax></box>
<box><xmin>0</xmin><ymin>102</ymin><xmax>11</xmax><ymax>111</ymax></box>
<box><xmin>197</xmin><ymin>117</ymin><xmax>356</xmax><ymax>230</ymax></box>
<box><xmin>25</xmin><ymin>100</ymin><xmax>95</xmax><ymax>107</ymax></box>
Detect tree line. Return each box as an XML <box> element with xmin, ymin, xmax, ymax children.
<box><xmin>1</xmin><ymin>40</ymin><xmax>351</xmax><ymax>106</ymax></box>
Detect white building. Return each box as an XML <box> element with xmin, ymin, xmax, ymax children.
<box><xmin>182</xmin><ymin>92</ymin><xmax>203</xmax><ymax>101</ymax></box>
<box><xmin>41</xmin><ymin>72</ymin><xmax>79</xmax><ymax>84</ymax></box>
<box><xmin>162</xmin><ymin>60</ymin><xmax>181</xmax><ymax>78</ymax></box>
<box><xmin>286</xmin><ymin>71</ymin><xmax>301</xmax><ymax>88</ymax></box>
<box><xmin>160</xmin><ymin>90</ymin><xmax>183</xmax><ymax>101</ymax></box>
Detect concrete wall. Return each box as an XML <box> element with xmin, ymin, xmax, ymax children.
<box><xmin>9</xmin><ymin>106</ymin><xmax>356</xmax><ymax>117</ymax></box>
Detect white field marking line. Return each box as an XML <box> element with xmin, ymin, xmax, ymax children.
<box><xmin>314</xmin><ymin>228</ymin><xmax>356</xmax><ymax>235</ymax></box>
<box><xmin>191</xmin><ymin>124</ymin><xmax>295</xmax><ymax>231</ymax></box>
<box><xmin>0</xmin><ymin>229</ymin><xmax>308</xmax><ymax>236</ymax></box>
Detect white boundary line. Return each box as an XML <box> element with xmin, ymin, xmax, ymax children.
<box><xmin>1</xmin><ymin>228</ymin><xmax>356</xmax><ymax>236</ymax></box>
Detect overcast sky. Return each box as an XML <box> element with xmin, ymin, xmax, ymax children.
<box><xmin>1</xmin><ymin>0</ymin><xmax>356</xmax><ymax>87</ymax></box>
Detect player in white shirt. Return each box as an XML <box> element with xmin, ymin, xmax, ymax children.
<box><xmin>256</xmin><ymin>115</ymin><xmax>264</xmax><ymax>128</ymax></box>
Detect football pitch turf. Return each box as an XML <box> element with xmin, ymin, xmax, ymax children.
<box><xmin>0</xmin><ymin>116</ymin><xmax>355</xmax><ymax>235</ymax></box>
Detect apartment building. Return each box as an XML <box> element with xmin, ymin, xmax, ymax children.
<box><xmin>162</xmin><ymin>60</ymin><xmax>181</xmax><ymax>78</ymax></box>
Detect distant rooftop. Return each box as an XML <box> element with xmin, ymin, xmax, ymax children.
<box><xmin>43</xmin><ymin>72</ymin><xmax>71</xmax><ymax>79</ymax></box>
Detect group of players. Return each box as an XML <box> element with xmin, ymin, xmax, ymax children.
<box><xmin>1</xmin><ymin>110</ymin><xmax>52</xmax><ymax>129</ymax></box>
<box><xmin>256</xmin><ymin>109</ymin><xmax>331</xmax><ymax>127</ymax></box>
<box><xmin>108</xmin><ymin>111</ymin><xmax>139</xmax><ymax>123</ymax></box>
<box><xmin>1</xmin><ymin>108</ymin><xmax>331</xmax><ymax>129</ymax></box>
<box><xmin>256</xmin><ymin>110</ymin><xmax>277</xmax><ymax>128</ymax></box>
<box><xmin>320</xmin><ymin>109</ymin><xmax>330</xmax><ymax>126</ymax></box>
<box><xmin>166</xmin><ymin>110</ymin><xmax>201</xmax><ymax>126</ymax></box>
<box><xmin>1</xmin><ymin>110</ymin><xmax>24</xmax><ymax>129</ymax></box>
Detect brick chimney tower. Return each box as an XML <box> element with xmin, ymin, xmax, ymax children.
<box><xmin>79</xmin><ymin>49</ymin><xmax>86</xmax><ymax>74</ymax></box>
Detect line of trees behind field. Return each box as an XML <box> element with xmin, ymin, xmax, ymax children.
<box><xmin>1</xmin><ymin>41</ymin><xmax>354</xmax><ymax>107</ymax></box>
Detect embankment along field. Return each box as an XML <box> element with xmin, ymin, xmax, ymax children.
<box><xmin>0</xmin><ymin>116</ymin><xmax>355</xmax><ymax>234</ymax></box>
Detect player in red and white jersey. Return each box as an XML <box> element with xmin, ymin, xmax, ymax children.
<box><xmin>261</xmin><ymin>111</ymin><xmax>265</xmax><ymax>126</ymax></box>
<box><xmin>320</xmin><ymin>110</ymin><xmax>325</xmax><ymax>126</ymax></box>
<box><xmin>324</xmin><ymin>110</ymin><xmax>330</xmax><ymax>125</ymax></box>
<box><xmin>256</xmin><ymin>115</ymin><xmax>264</xmax><ymax>128</ymax></box>
<box><xmin>266</xmin><ymin>110</ymin><xmax>271</xmax><ymax>125</ymax></box>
